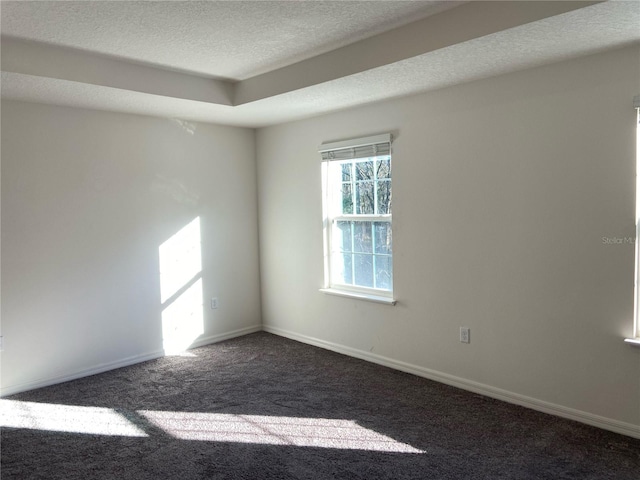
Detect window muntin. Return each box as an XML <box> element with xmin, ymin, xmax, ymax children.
<box><xmin>326</xmin><ymin>156</ymin><xmax>392</xmax><ymax>295</ymax></box>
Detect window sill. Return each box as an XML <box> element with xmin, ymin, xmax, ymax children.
<box><xmin>320</xmin><ymin>288</ymin><xmax>396</xmax><ymax>305</ymax></box>
<box><xmin>624</xmin><ymin>337</ymin><xmax>640</xmax><ymax>347</ymax></box>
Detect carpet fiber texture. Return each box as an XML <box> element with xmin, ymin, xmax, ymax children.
<box><xmin>2</xmin><ymin>332</ymin><xmax>639</xmax><ymax>479</ymax></box>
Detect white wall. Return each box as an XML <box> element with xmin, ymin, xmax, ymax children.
<box><xmin>1</xmin><ymin>102</ymin><xmax>261</xmax><ymax>395</ymax></box>
<box><xmin>257</xmin><ymin>45</ymin><xmax>640</xmax><ymax>435</ymax></box>
<box><xmin>2</xmin><ymin>44</ymin><xmax>639</xmax><ymax>437</ymax></box>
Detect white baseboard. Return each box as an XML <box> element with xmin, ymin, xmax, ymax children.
<box><xmin>188</xmin><ymin>325</ymin><xmax>262</xmax><ymax>349</ymax></box>
<box><xmin>0</xmin><ymin>324</ymin><xmax>262</xmax><ymax>398</ymax></box>
<box><xmin>0</xmin><ymin>349</ymin><xmax>165</xmax><ymax>398</ymax></box>
<box><xmin>5</xmin><ymin>322</ymin><xmax>638</xmax><ymax>440</ymax></box>
<box><xmin>264</xmin><ymin>324</ymin><xmax>640</xmax><ymax>440</ymax></box>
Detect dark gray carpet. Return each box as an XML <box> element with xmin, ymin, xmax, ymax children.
<box><xmin>2</xmin><ymin>332</ymin><xmax>639</xmax><ymax>479</ymax></box>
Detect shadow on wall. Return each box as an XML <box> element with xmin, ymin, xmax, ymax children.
<box><xmin>158</xmin><ymin>216</ymin><xmax>204</xmax><ymax>354</ymax></box>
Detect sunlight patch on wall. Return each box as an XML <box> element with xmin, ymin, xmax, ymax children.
<box><xmin>138</xmin><ymin>411</ymin><xmax>424</xmax><ymax>453</ymax></box>
<box><xmin>161</xmin><ymin>278</ymin><xmax>204</xmax><ymax>354</ymax></box>
<box><xmin>0</xmin><ymin>400</ymin><xmax>148</xmax><ymax>437</ymax></box>
<box><xmin>159</xmin><ymin>217</ymin><xmax>202</xmax><ymax>303</ymax></box>
<box><xmin>159</xmin><ymin>217</ymin><xmax>204</xmax><ymax>354</ymax></box>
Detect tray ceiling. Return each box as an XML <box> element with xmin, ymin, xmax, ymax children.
<box><xmin>2</xmin><ymin>1</ymin><xmax>639</xmax><ymax>128</ymax></box>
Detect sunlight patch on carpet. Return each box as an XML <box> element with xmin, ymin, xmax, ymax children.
<box><xmin>139</xmin><ymin>411</ymin><xmax>424</xmax><ymax>453</ymax></box>
<box><xmin>0</xmin><ymin>400</ymin><xmax>148</xmax><ymax>437</ymax></box>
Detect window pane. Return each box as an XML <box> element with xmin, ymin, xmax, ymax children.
<box><xmin>374</xmin><ymin>222</ymin><xmax>392</xmax><ymax>254</ymax></box>
<box><xmin>354</xmin><ymin>222</ymin><xmax>372</xmax><ymax>253</ymax></box>
<box><xmin>375</xmin><ymin>256</ymin><xmax>392</xmax><ymax>290</ymax></box>
<box><xmin>325</xmin><ymin>153</ymin><xmax>392</xmax><ymax>294</ymax></box>
<box><xmin>342</xmin><ymin>253</ymin><xmax>353</xmax><ymax>285</ymax></box>
<box><xmin>354</xmin><ymin>254</ymin><xmax>374</xmax><ymax>288</ymax></box>
<box><xmin>355</xmin><ymin>160</ymin><xmax>374</xmax><ymax>181</ymax></box>
<box><xmin>341</xmin><ymin>163</ymin><xmax>352</xmax><ymax>182</ymax></box>
<box><xmin>376</xmin><ymin>179</ymin><xmax>391</xmax><ymax>214</ymax></box>
<box><xmin>341</xmin><ymin>183</ymin><xmax>353</xmax><ymax>214</ymax></box>
<box><xmin>336</xmin><ymin>221</ymin><xmax>352</xmax><ymax>252</ymax></box>
<box><xmin>356</xmin><ymin>181</ymin><xmax>374</xmax><ymax>214</ymax></box>
<box><xmin>376</xmin><ymin>158</ymin><xmax>391</xmax><ymax>179</ymax></box>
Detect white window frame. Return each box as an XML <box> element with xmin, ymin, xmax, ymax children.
<box><xmin>627</xmin><ymin>98</ymin><xmax>640</xmax><ymax>346</ymax></box>
<box><xmin>319</xmin><ymin>134</ymin><xmax>396</xmax><ymax>305</ymax></box>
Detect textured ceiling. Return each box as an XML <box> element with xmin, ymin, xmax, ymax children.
<box><xmin>0</xmin><ymin>0</ymin><xmax>455</xmax><ymax>80</ymax></box>
<box><xmin>1</xmin><ymin>1</ymin><xmax>639</xmax><ymax>128</ymax></box>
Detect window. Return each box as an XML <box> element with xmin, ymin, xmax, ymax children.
<box><xmin>629</xmin><ymin>97</ymin><xmax>640</xmax><ymax>346</ymax></box>
<box><xmin>319</xmin><ymin>134</ymin><xmax>395</xmax><ymax>304</ymax></box>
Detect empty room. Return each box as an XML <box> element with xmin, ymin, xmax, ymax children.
<box><xmin>1</xmin><ymin>1</ymin><xmax>640</xmax><ymax>478</ymax></box>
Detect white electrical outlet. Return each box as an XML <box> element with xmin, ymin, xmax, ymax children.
<box><xmin>211</xmin><ymin>297</ymin><xmax>219</xmax><ymax>309</ymax></box>
<box><xmin>460</xmin><ymin>327</ymin><xmax>470</xmax><ymax>344</ymax></box>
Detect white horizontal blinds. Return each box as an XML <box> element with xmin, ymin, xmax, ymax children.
<box><xmin>319</xmin><ymin>134</ymin><xmax>392</xmax><ymax>161</ymax></box>
<box><xmin>320</xmin><ymin>142</ymin><xmax>391</xmax><ymax>161</ymax></box>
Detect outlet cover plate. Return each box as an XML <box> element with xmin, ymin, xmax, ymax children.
<box><xmin>460</xmin><ymin>327</ymin><xmax>470</xmax><ymax>344</ymax></box>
